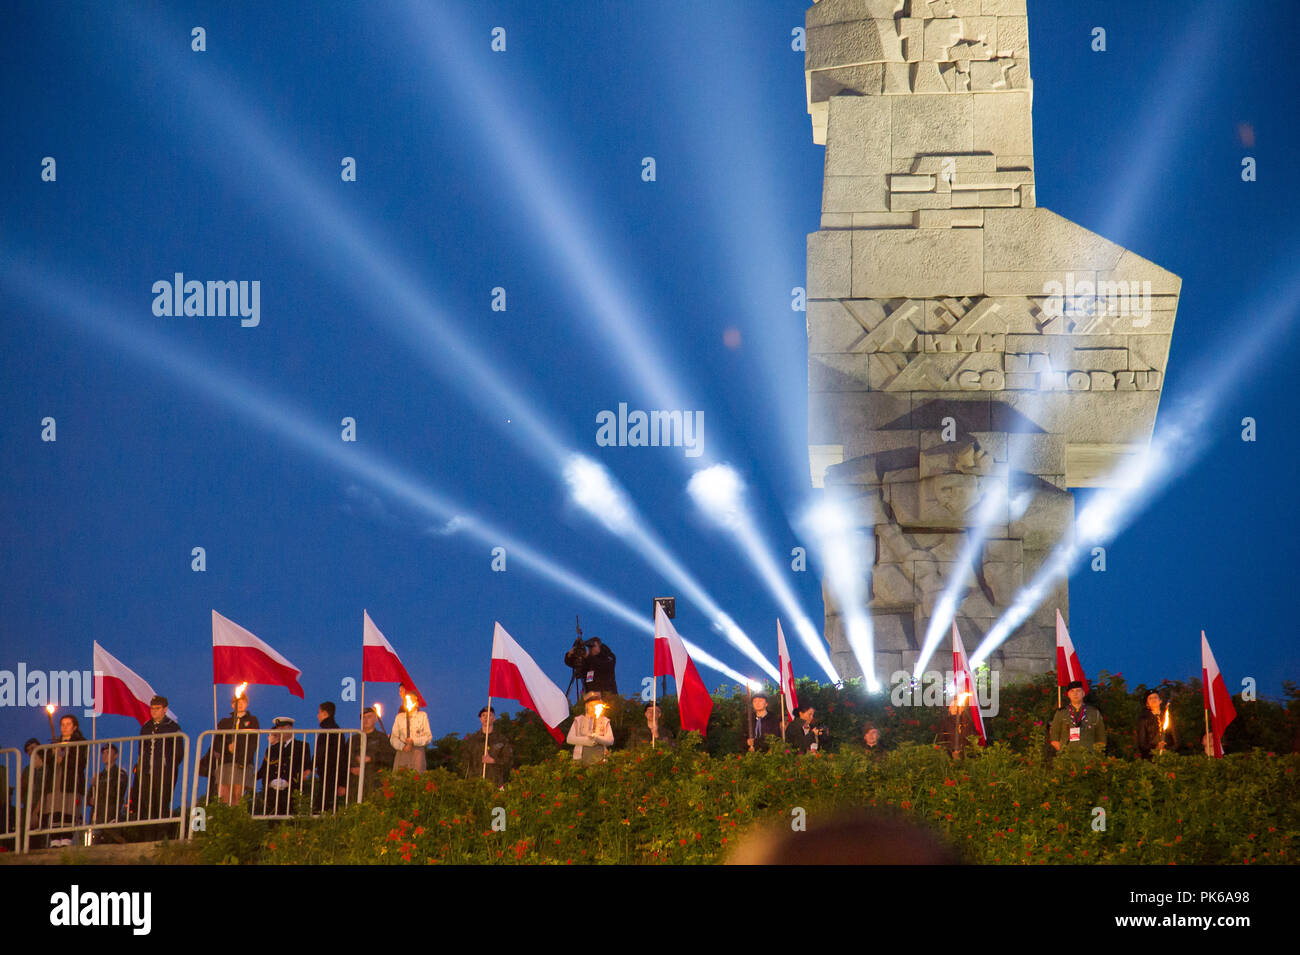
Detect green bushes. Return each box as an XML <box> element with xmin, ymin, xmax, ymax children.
<box><xmin>188</xmin><ymin>675</ymin><xmax>1297</xmax><ymax>864</ymax></box>
<box><xmin>207</xmin><ymin>738</ymin><xmax>1295</xmax><ymax>865</ymax></box>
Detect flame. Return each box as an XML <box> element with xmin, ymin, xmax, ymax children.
<box><xmin>746</xmin><ymin>679</ymin><xmax>763</xmax><ymax>693</ymax></box>
<box><xmin>956</xmin><ymin>691</ymin><xmax>971</xmax><ymax>707</ymax></box>
<box><xmin>45</xmin><ymin>703</ymin><xmax>56</xmax><ymax>715</ymax></box>
<box><xmin>234</xmin><ymin>682</ymin><xmax>248</xmax><ymax>700</ymax></box>
<box><xmin>1162</xmin><ymin>706</ymin><xmax>1170</xmax><ymax>732</ymax></box>
<box><xmin>404</xmin><ymin>694</ymin><xmax>416</xmax><ymax>713</ymax></box>
<box><xmin>373</xmin><ymin>702</ymin><xmax>382</xmax><ymax>718</ymax></box>
<box><xmin>592</xmin><ymin>703</ymin><xmax>606</xmax><ymax>720</ymax></box>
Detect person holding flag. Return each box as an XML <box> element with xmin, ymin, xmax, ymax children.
<box><xmin>941</xmin><ymin>623</ymin><xmax>987</xmax><ymax>757</ymax></box>
<box><xmin>1201</xmin><ymin>631</ymin><xmax>1237</xmax><ymax>758</ymax></box>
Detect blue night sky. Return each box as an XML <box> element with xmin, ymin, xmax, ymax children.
<box><xmin>2</xmin><ymin>1</ymin><xmax>1296</xmax><ymax>746</ymax></box>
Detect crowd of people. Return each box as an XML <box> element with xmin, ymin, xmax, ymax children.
<box><xmin>0</xmin><ymin>636</ymin><xmax>1230</xmax><ymax>849</ymax></box>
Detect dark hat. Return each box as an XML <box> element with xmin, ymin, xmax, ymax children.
<box><xmin>751</xmin><ymin>692</ymin><xmax>769</xmax><ymax>703</ymax></box>
<box><xmin>582</xmin><ymin>690</ymin><xmax>603</xmax><ymax>702</ymax></box>
<box><xmin>1066</xmin><ymin>680</ymin><xmax>1084</xmax><ymax>691</ymax></box>
<box><xmin>23</xmin><ymin>737</ymin><xmax>40</xmax><ymax>752</ymax></box>
<box><xmin>272</xmin><ymin>716</ymin><xmax>295</xmax><ymax>728</ymax></box>
<box><xmin>318</xmin><ymin>701</ymin><xmax>336</xmax><ymax>718</ymax></box>
<box><xmin>362</xmin><ymin>706</ymin><xmax>376</xmax><ymax>716</ymax></box>
<box><xmin>478</xmin><ymin>706</ymin><xmax>496</xmax><ymax>717</ymax></box>
<box><xmin>149</xmin><ymin>695</ymin><xmax>168</xmax><ymax>708</ymax></box>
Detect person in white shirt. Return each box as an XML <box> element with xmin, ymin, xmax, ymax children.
<box><xmin>566</xmin><ymin>692</ymin><xmax>614</xmax><ymax>764</ymax></box>
<box><xmin>390</xmin><ymin>684</ymin><xmax>432</xmax><ymax>772</ymax></box>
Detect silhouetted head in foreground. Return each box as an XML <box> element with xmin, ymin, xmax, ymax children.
<box><xmin>727</xmin><ymin>810</ymin><xmax>961</xmax><ymax>865</ymax></box>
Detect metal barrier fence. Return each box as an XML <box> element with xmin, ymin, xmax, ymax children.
<box><xmin>1</xmin><ymin>747</ymin><xmax>20</xmax><ymax>850</ymax></box>
<box><xmin>21</xmin><ymin>732</ymin><xmax>189</xmax><ymax>852</ymax></box>
<box><xmin>189</xmin><ymin>728</ymin><xmax>367</xmax><ymax>829</ymax></box>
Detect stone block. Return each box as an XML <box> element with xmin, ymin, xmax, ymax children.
<box><xmin>884</xmin><ymin>61</ymin><xmax>912</xmax><ymax>92</ymax></box>
<box><xmin>984</xmin><ymin>208</ymin><xmax>1126</xmax><ymax>271</ymax></box>
<box><xmin>890</xmin><ymin>173</ymin><xmax>938</xmax><ymax>192</ymax></box>
<box><xmin>807</xmin><ymin>20</ymin><xmax>905</xmax><ymax>71</ymax></box>
<box><xmin>890</xmin><ymin>190</ymin><xmax>951</xmax><ymax>211</ymax></box>
<box><xmin>808</xmin><ymin>1</ymin><xmax>909</xmax><ymax>29</ymax></box>
<box><xmin>970</xmin><ymin>90</ymin><xmax>1033</xmax><ymax>156</ymax></box>
<box><xmin>985</xmin><ymin>270</ymin><xmax>1095</xmax><ymax>296</ymax></box>
<box><xmin>996</xmin><ymin>15</ymin><xmax>1028</xmax><ymax>57</ymax></box>
<box><xmin>824</xmin><ymin>175</ymin><xmax>891</xmax><ymax>213</ymax></box>
<box><xmin>1007</xmin><ymin>432</ymin><xmax>1065</xmax><ymax>473</ymax></box>
<box><xmin>808</xmin><ymin>300</ymin><xmax>869</xmax><ymax>353</ymax></box>
<box><xmin>854</xmin><ymin>211</ymin><xmax>916</xmax><ymax>227</ymax></box>
<box><xmin>811</xmin><ymin>63</ymin><xmax>885</xmax><ymax>104</ymax></box>
<box><xmin>1097</xmin><ymin>249</ymin><xmax>1183</xmax><ymax>296</ymax></box>
<box><xmin>820</xmin><ymin>213</ymin><xmax>854</xmax><ymax>229</ymax></box>
<box><xmin>810</xmin><ymin>352</ymin><xmax>873</xmax><ymax>391</ymax></box>
<box><xmin>891</xmin><ymin>94</ymin><xmax>974</xmax><ymax>158</ymax></box>
<box><xmin>951</xmin><ymin>187</ymin><xmax>1018</xmax><ymax>207</ymax></box>
<box><xmin>1127</xmin><ymin>335</ymin><xmax>1172</xmax><ymax>373</ymax></box>
<box><xmin>807</xmin><ymin>230</ymin><xmax>853</xmax><ymax>299</ymax></box>
<box><xmin>923</xmin><ymin>18</ymin><xmax>966</xmax><ymax>61</ymax></box>
<box><xmin>852</xmin><ymin>228</ymin><xmax>983</xmax><ymax>298</ymax></box>
<box><xmin>825</xmin><ymin>96</ymin><xmax>892</xmax><ymax>181</ymax></box>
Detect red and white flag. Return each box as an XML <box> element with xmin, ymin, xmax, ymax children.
<box><xmin>1201</xmin><ymin>630</ymin><xmax>1237</xmax><ymax>758</ymax></box>
<box><xmin>951</xmin><ymin>622</ymin><xmax>987</xmax><ymax>746</ymax></box>
<box><xmin>654</xmin><ymin>603</ymin><xmax>714</xmax><ymax>735</ymax></box>
<box><xmin>211</xmin><ymin>610</ymin><xmax>304</xmax><ymax>698</ymax></box>
<box><xmin>776</xmin><ymin>619</ymin><xmax>799</xmax><ymax>718</ymax></box>
<box><xmin>363</xmin><ymin>610</ymin><xmax>425</xmax><ymax>706</ymax></box>
<box><xmin>489</xmin><ymin>622</ymin><xmax>569</xmax><ymax>743</ymax></box>
<box><xmin>93</xmin><ymin>642</ymin><xmax>177</xmax><ymax>723</ymax></box>
<box><xmin>1055</xmin><ymin>609</ymin><xmax>1088</xmax><ymax>693</ymax></box>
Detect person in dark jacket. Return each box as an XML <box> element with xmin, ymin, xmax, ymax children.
<box><xmin>90</xmin><ymin>743</ymin><xmax>129</xmax><ymax>842</ymax></box>
<box><xmin>628</xmin><ymin>702</ymin><xmax>675</xmax><ymax>749</ymax></box>
<box><xmin>312</xmin><ymin>701</ymin><xmax>349</xmax><ymax>812</ymax></box>
<box><xmin>131</xmin><ymin>695</ymin><xmax>182</xmax><ymax>838</ymax></box>
<box><xmin>785</xmin><ymin>704</ymin><xmax>826</xmax><ymax>753</ymax></box>
<box><xmin>42</xmin><ymin>715</ymin><xmax>89</xmax><ymax>845</ymax></box>
<box><xmin>350</xmin><ymin>707</ymin><xmax>395</xmax><ymax>800</ymax></box>
<box><xmin>213</xmin><ymin>691</ymin><xmax>260</xmax><ymax>805</ymax></box>
<box><xmin>462</xmin><ymin>706</ymin><xmax>515</xmax><ymax>787</ymax></box>
<box><xmin>255</xmin><ymin>718</ymin><xmax>312</xmax><ymax>816</ymax></box>
<box><xmin>582</xmin><ymin>638</ymin><xmax>618</xmax><ymax>696</ymax></box>
<box><xmin>744</xmin><ymin>694</ymin><xmax>783</xmax><ymax>752</ymax></box>
<box><xmin>1135</xmin><ymin>690</ymin><xmax>1177</xmax><ymax>759</ymax></box>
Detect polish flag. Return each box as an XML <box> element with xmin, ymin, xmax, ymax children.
<box><xmin>489</xmin><ymin>622</ymin><xmax>569</xmax><ymax>743</ymax></box>
<box><xmin>777</xmin><ymin>619</ymin><xmax>799</xmax><ymax>718</ymax></box>
<box><xmin>951</xmin><ymin>622</ymin><xmax>987</xmax><ymax>746</ymax></box>
<box><xmin>654</xmin><ymin>603</ymin><xmax>714</xmax><ymax>735</ymax></box>
<box><xmin>211</xmin><ymin>610</ymin><xmax>304</xmax><ymax>697</ymax></box>
<box><xmin>363</xmin><ymin>611</ymin><xmax>425</xmax><ymax>706</ymax></box>
<box><xmin>1055</xmin><ymin>609</ymin><xmax>1088</xmax><ymax>693</ymax></box>
<box><xmin>1201</xmin><ymin>631</ymin><xmax>1237</xmax><ymax>758</ymax></box>
<box><xmin>93</xmin><ymin>642</ymin><xmax>177</xmax><ymax>723</ymax></box>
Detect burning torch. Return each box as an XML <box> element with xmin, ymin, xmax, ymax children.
<box><xmin>46</xmin><ymin>702</ymin><xmax>57</xmax><ymax>741</ymax></box>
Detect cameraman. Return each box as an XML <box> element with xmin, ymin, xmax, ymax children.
<box><xmin>581</xmin><ymin>637</ymin><xmax>618</xmax><ymax>696</ymax></box>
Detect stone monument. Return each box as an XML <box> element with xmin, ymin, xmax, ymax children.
<box><xmin>803</xmin><ymin>0</ymin><xmax>1180</xmax><ymax>682</ymax></box>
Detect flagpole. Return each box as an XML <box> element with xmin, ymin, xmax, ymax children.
<box><xmin>482</xmin><ymin>694</ymin><xmax>492</xmax><ymax>779</ymax></box>
<box><xmin>651</xmin><ymin>606</ymin><xmax>658</xmax><ymax>750</ymax></box>
<box><xmin>1204</xmin><ymin>706</ymin><xmax>1210</xmax><ymax>756</ymax></box>
<box><xmin>212</xmin><ymin>684</ymin><xmax>218</xmax><ymax>730</ymax></box>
